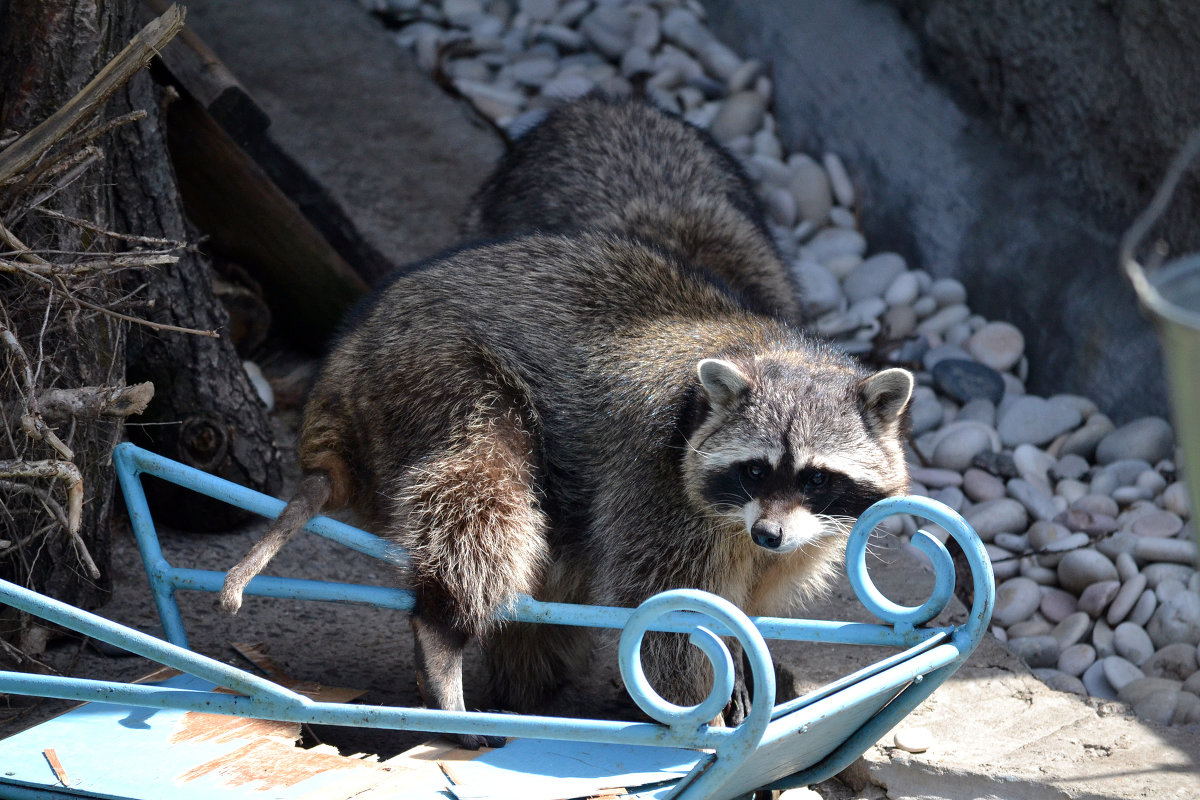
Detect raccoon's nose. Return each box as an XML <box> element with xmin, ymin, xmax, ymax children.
<box><xmin>751</xmin><ymin>520</ymin><xmax>783</xmax><ymax>549</ymax></box>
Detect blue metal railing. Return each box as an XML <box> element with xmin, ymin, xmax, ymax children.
<box><xmin>0</xmin><ymin>443</ymin><xmax>994</xmax><ymax>800</ymax></box>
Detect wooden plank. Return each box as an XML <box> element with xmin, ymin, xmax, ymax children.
<box><xmin>440</xmin><ymin>738</ymin><xmax>705</xmax><ymax>800</ymax></box>
<box><xmin>164</xmin><ymin>90</ymin><xmax>368</xmax><ymax>348</ymax></box>
<box><xmin>143</xmin><ymin>0</ymin><xmax>269</xmax><ymax>142</ymax></box>
<box><xmin>0</xmin><ymin>672</ymin><xmax>387</xmax><ymax>799</ymax></box>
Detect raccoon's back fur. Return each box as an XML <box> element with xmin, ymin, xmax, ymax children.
<box><xmin>294</xmin><ymin>230</ymin><xmax>911</xmax><ymax>715</ymax></box>
<box><xmin>462</xmin><ymin>95</ymin><xmax>801</xmax><ymax>322</ymax></box>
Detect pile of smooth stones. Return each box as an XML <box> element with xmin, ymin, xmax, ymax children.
<box><xmin>360</xmin><ymin>0</ymin><xmax>1200</xmax><ymax>727</ymax></box>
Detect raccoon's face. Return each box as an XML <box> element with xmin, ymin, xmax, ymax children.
<box><xmin>682</xmin><ymin>356</ymin><xmax>913</xmax><ymax>554</ymax></box>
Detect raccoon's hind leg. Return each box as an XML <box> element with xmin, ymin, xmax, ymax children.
<box><xmin>485</xmin><ymin>562</ymin><xmax>592</xmax><ymax>714</ymax></box>
<box><xmin>395</xmin><ymin>383</ymin><xmax>549</xmax><ymax>749</ymax></box>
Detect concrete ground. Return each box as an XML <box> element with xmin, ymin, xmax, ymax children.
<box><xmin>4</xmin><ymin>1</ymin><xmax>1199</xmax><ymax>798</ymax></box>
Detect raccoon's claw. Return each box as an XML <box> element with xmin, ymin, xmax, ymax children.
<box><xmin>722</xmin><ymin>671</ymin><xmax>752</xmax><ymax>727</ymax></box>
<box><xmin>453</xmin><ymin>732</ymin><xmax>506</xmax><ymax>750</ymax></box>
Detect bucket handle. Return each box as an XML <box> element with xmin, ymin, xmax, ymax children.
<box><xmin>1120</xmin><ymin>127</ymin><xmax>1200</xmax><ymax>306</ymax></box>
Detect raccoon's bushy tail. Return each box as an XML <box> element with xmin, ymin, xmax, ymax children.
<box><xmin>397</xmin><ymin>390</ymin><xmax>549</xmax><ymax>640</ymax></box>
<box><xmin>220</xmin><ymin>471</ymin><xmax>333</xmax><ymax>614</ymax></box>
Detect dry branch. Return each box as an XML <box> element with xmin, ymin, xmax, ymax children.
<box><xmin>38</xmin><ymin>382</ymin><xmax>155</xmax><ymax>421</ymax></box>
<box><xmin>0</xmin><ymin>5</ymin><xmax>185</xmax><ymax>185</ymax></box>
<box><xmin>0</xmin><ymin>460</ymin><xmax>92</xmax><ymax>580</ymax></box>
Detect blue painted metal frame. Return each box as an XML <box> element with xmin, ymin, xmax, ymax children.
<box><xmin>0</xmin><ymin>443</ymin><xmax>994</xmax><ymax>800</ymax></box>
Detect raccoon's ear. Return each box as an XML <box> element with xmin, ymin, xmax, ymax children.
<box><xmin>860</xmin><ymin>368</ymin><xmax>914</xmax><ymax>426</ymax></box>
<box><xmin>697</xmin><ymin>358</ymin><xmax>752</xmax><ymax>410</ymax></box>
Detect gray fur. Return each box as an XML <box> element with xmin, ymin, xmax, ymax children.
<box><xmin>220</xmin><ymin>96</ymin><xmax>910</xmax><ymax>739</ymax></box>
<box><xmin>462</xmin><ymin>94</ymin><xmax>802</xmax><ymax>323</ymax></box>
<box><xmin>222</xmin><ymin>230</ymin><xmax>911</xmax><ymax>734</ymax></box>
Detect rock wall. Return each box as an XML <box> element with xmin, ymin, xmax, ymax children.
<box><xmin>895</xmin><ymin>0</ymin><xmax>1200</xmax><ymax>247</ymax></box>
<box><xmin>700</xmin><ymin>0</ymin><xmax>1199</xmax><ymax>422</ymax></box>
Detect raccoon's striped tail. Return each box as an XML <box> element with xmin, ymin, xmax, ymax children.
<box><xmin>220</xmin><ymin>471</ymin><xmax>333</xmax><ymax>615</ymax></box>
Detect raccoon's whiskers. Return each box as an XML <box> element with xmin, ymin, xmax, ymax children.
<box><xmin>675</xmin><ymin>432</ymin><xmax>721</xmax><ymax>464</ymax></box>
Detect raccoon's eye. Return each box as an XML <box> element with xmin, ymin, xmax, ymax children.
<box><xmin>805</xmin><ymin>471</ymin><xmax>829</xmax><ymax>490</ymax></box>
<box><xmin>741</xmin><ymin>461</ymin><xmax>769</xmax><ymax>482</ymax></box>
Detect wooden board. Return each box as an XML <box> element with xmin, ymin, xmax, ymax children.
<box><xmin>0</xmin><ymin>672</ymin><xmax>705</xmax><ymax>800</ymax></box>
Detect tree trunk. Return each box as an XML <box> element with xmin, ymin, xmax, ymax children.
<box><xmin>0</xmin><ymin>0</ymin><xmax>127</xmax><ymax>613</ymax></box>
<box><xmin>0</xmin><ymin>0</ymin><xmax>284</xmax><ymax>639</ymax></box>
<box><xmin>110</xmin><ymin>17</ymin><xmax>284</xmax><ymax>531</ymax></box>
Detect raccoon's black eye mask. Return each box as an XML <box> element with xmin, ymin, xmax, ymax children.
<box><xmin>704</xmin><ymin>460</ymin><xmax>836</xmax><ymax>507</ymax></box>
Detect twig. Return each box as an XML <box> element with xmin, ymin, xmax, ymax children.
<box><xmin>0</xmin><ymin>252</ymin><xmax>180</xmax><ymax>276</ymax></box>
<box><xmin>61</xmin><ymin>109</ymin><xmax>147</xmax><ymax>152</ymax></box>
<box><xmin>4</xmin><ymin>144</ymin><xmax>102</xmax><ymax>214</ymax></box>
<box><xmin>0</xmin><ymin>478</ymin><xmax>70</xmax><ymax>531</ymax></box>
<box><xmin>0</xmin><ymin>5</ymin><xmax>186</xmax><ymax>184</ymax></box>
<box><xmin>988</xmin><ymin>529</ymin><xmax>1115</xmax><ymax>564</ymax></box>
<box><xmin>37</xmin><ymin>382</ymin><xmax>155</xmax><ymax>421</ymax></box>
<box><xmin>5</xmin><ymin>259</ymin><xmax>219</xmax><ymax>337</ymax></box>
<box><xmin>20</xmin><ymin>414</ymin><xmax>74</xmax><ymax>461</ymax></box>
<box><xmin>32</xmin><ymin>207</ymin><xmax>189</xmax><ymax>248</ymax></box>
<box><xmin>18</xmin><ymin>147</ymin><xmax>104</xmax><ymax>212</ymax></box>
<box><xmin>0</xmin><ymin>460</ymin><xmax>82</xmax><ymax>532</ymax></box>
<box><xmin>0</xmin><ymin>635</ymin><xmax>57</xmax><ymax>674</ymax></box>
<box><xmin>1</xmin><ymin>324</ymin><xmax>74</xmax><ymax>458</ymax></box>
<box><xmin>0</xmin><ymin>219</ymin><xmax>52</xmax><ymax>266</ymax></box>
<box><xmin>0</xmin><ymin>459</ymin><xmax>96</xmax><ymax>579</ymax></box>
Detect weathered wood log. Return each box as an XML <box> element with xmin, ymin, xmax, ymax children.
<box><xmin>110</xmin><ymin>32</ymin><xmax>286</xmax><ymax>530</ymax></box>
<box><xmin>0</xmin><ymin>0</ymin><xmax>160</xmax><ymax>608</ymax></box>
<box><xmin>143</xmin><ymin>0</ymin><xmax>371</xmax><ymax>346</ymax></box>
<box><xmin>164</xmin><ymin>90</ymin><xmax>368</xmax><ymax>349</ymax></box>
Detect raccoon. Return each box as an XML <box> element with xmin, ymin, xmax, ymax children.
<box><xmin>220</xmin><ymin>231</ymin><xmax>912</xmax><ymax>747</ymax></box>
<box><xmin>461</xmin><ymin>94</ymin><xmax>802</xmax><ymax>323</ymax></box>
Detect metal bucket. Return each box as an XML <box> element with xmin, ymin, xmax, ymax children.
<box><xmin>1121</xmin><ymin>128</ymin><xmax>1200</xmax><ymax>553</ymax></box>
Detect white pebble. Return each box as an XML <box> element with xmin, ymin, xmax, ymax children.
<box><xmin>912</xmin><ymin>295</ymin><xmax>938</xmax><ymax>318</ymax></box>
<box><xmin>764</xmin><ymin>186</ymin><xmax>797</xmax><ymax>227</ymax></box>
<box><xmin>965</xmin><ymin>321</ymin><xmax>1025</xmax><ymax>373</ymax></box>
<box><xmin>840</xmin><ymin>253</ymin><xmax>902</xmax><ymax>303</ymax></box>
<box><xmin>822</xmin><ymin>151</ymin><xmax>855</xmax><ymax>207</ymax></box>
<box><xmin>1146</xmin><ymin>590</ymin><xmax>1200</xmax><ymax>650</ymax></box>
<box><xmin>884</xmin><ymin>270</ymin><xmax>921</xmax><ymax>307</ymax></box>
<box><xmin>931</xmin><ymin>421</ymin><xmax>1001</xmax><ymax>473</ymax></box>
<box><xmin>916</xmin><ymin>303</ymin><xmax>971</xmax><ymax>337</ymax></box>
<box><xmin>997</xmin><ymin>396</ymin><xmax>1083</xmax><ymax>448</ymax></box>
<box><xmin>1081</xmin><ymin>660</ymin><xmax>1118</xmax><ymax>700</ymax></box>
<box><xmin>1107</xmin><ymin>573</ymin><xmax>1148</xmax><ymax>627</ymax></box>
<box><xmin>1113</xmin><ymin>622</ymin><xmax>1156</xmax><ymax>666</ymax></box>
<box><xmin>1135</xmin><ymin>536</ymin><xmax>1197</xmax><ymax>565</ymax></box>
<box><xmin>993</xmin><ymin>576</ymin><xmax>1043</xmax><ymax>627</ymax></box>
<box><xmin>1057</xmin><ymin>549</ymin><xmax>1119</xmax><ymax>595</ymax></box>
<box><xmin>791</xmin><ymin>259</ymin><xmax>843</xmax><ymax>317</ymax></box>
<box><xmin>708</xmin><ymin>90</ymin><xmax>767</xmax><ymax>143</ymax></box>
<box><xmin>1102</xmin><ymin>655</ymin><xmax>1145</xmax><ymax>691</ymax></box>
<box><xmin>908</xmin><ymin>466</ymin><xmax>963</xmax><ymax>489</ymax></box>
<box><xmin>1159</xmin><ymin>482</ymin><xmax>1192</xmax><ymax>517</ymax></box>
<box><xmin>1092</xmin><ymin>618</ymin><xmax>1116</xmax><ymax>658</ymax></box>
<box><xmin>803</xmin><ymin>228</ymin><xmax>866</xmax><ymax>265</ymax></box>
<box><xmin>828</xmin><ymin>205</ymin><xmax>857</xmax><ymax>229</ymax></box>
<box><xmin>1058</xmin><ymin>643</ymin><xmax>1097</xmax><ymax>676</ymax></box>
<box><xmin>963</xmin><ymin>468</ymin><xmax>1006</xmax><ymax>502</ymax></box>
<box><xmin>893</xmin><ymin>727</ymin><xmax>933</xmax><ymax>754</ymax></box>
<box><xmin>1128</xmin><ymin>589</ymin><xmax>1158</xmax><ymax>627</ymax></box>
<box><xmin>929</xmin><ymin>277</ymin><xmax>967</xmax><ymax>306</ymax></box>
<box><xmin>1012</xmin><ymin>443</ymin><xmax>1055</xmax><ymax>486</ymax></box>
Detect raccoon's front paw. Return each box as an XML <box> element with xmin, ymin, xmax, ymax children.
<box><xmin>721</xmin><ymin>675</ymin><xmax>752</xmax><ymax>727</ymax></box>
<box><xmin>453</xmin><ymin>732</ymin><xmax>507</xmax><ymax>750</ymax></box>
